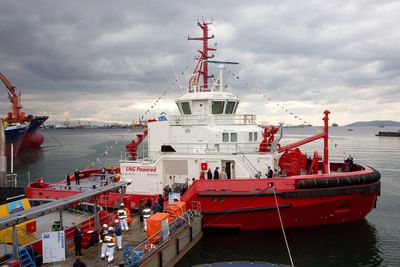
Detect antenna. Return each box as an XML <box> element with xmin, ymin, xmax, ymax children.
<box><xmin>188</xmin><ymin>19</ymin><xmax>216</xmax><ymax>91</ymax></box>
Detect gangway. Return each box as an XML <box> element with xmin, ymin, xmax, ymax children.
<box><xmin>0</xmin><ymin>180</ymin><xmax>130</xmax><ymax>261</ymax></box>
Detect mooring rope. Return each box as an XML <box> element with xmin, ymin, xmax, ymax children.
<box><xmin>43</xmin><ymin>127</ymin><xmax>63</xmax><ymax>146</ymax></box>
<box><xmin>272</xmin><ymin>185</ymin><xmax>295</xmax><ymax>267</ymax></box>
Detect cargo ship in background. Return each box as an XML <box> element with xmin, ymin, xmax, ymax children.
<box><xmin>0</xmin><ymin>72</ymin><xmax>48</xmax><ymax>155</ymax></box>
<box><xmin>26</xmin><ymin>20</ymin><xmax>381</xmax><ymax>230</ymax></box>
<box><xmin>4</xmin><ymin>123</ymin><xmax>28</xmax><ymax>158</ymax></box>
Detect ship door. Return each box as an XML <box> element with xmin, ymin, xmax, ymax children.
<box><xmin>222</xmin><ymin>160</ymin><xmax>235</xmax><ymax>179</ymax></box>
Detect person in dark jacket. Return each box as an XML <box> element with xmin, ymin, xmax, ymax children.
<box><xmin>74</xmin><ymin>169</ymin><xmax>81</xmax><ymax>185</ymax></box>
<box><xmin>157</xmin><ymin>194</ymin><xmax>164</xmax><ymax>211</ymax></box>
<box><xmin>74</xmin><ymin>226</ymin><xmax>83</xmax><ymax>256</ymax></box>
<box><xmin>207</xmin><ymin>168</ymin><xmax>213</xmax><ymax>180</ymax></box>
<box><xmin>138</xmin><ymin>200</ymin><xmax>144</xmax><ymax>222</ymax></box>
<box><xmin>146</xmin><ymin>198</ymin><xmax>152</xmax><ymax>209</ymax></box>
<box><xmin>152</xmin><ymin>202</ymin><xmax>162</xmax><ymax>213</ymax></box>
<box><xmin>114</xmin><ymin>219</ymin><xmax>123</xmax><ymax>250</ymax></box>
<box><xmin>213</xmin><ymin>167</ymin><xmax>220</xmax><ymax>180</ymax></box>
<box><xmin>66</xmin><ymin>174</ymin><xmax>71</xmax><ymax>186</ymax></box>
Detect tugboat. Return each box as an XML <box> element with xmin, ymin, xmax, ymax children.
<box><xmin>26</xmin><ymin>20</ymin><xmax>381</xmax><ymax>230</ymax></box>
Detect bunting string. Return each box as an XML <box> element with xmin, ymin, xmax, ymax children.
<box><xmin>225</xmin><ymin>68</ymin><xmax>345</xmax><ymax>155</ymax></box>
<box><xmin>83</xmin><ymin>65</ymin><xmax>192</xmax><ymax>170</ymax></box>
<box><xmin>142</xmin><ymin>65</ymin><xmax>190</xmax><ymax>119</ymax></box>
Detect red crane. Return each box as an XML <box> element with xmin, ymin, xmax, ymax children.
<box><xmin>0</xmin><ymin>72</ymin><xmax>27</xmax><ymax>123</ymax></box>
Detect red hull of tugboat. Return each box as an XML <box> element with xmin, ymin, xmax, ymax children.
<box><xmin>182</xmin><ymin>165</ymin><xmax>380</xmax><ymax>230</ymax></box>
<box><xmin>25</xmin><ymin>164</ymin><xmax>380</xmax><ymax>230</ymax></box>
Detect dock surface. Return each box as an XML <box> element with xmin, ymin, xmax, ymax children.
<box><xmin>45</xmin><ymin>217</ymin><xmax>147</xmax><ymax>266</ymax></box>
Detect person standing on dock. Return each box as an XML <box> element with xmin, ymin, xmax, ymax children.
<box><xmin>74</xmin><ymin>226</ymin><xmax>83</xmax><ymax>256</ymax></box>
<box><xmin>117</xmin><ymin>203</ymin><xmax>129</xmax><ymax>231</ymax></box>
<box><xmin>74</xmin><ymin>169</ymin><xmax>81</xmax><ymax>185</ymax></box>
<box><xmin>143</xmin><ymin>204</ymin><xmax>152</xmax><ymax>232</ymax></box>
<box><xmin>100</xmin><ymin>224</ymin><xmax>108</xmax><ymax>260</ymax></box>
<box><xmin>157</xmin><ymin>194</ymin><xmax>164</xmax><ymax>211</ymax></box>
<box><xmin>138</xmin><ymin>200</ymin><xmax>144</xmax><ymax>222</ymax></box>
<box><xmin>114</xmin><ymin>219</ymin><xmax>123</xmax><ymax>250</ymax></box>
<box><xmin>104</xmin><ymin>227</ymin><xmax>116</xmax><ymax>263</ymax></box>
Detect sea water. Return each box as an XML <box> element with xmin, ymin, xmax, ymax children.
<box><xmin>11</xmin><ymin>126</ymin><xmax>400</xmax><ymax>267</ymax></box>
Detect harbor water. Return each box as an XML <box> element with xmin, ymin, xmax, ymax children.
<box><xmin>10</xmin><ymin>126</ymin><xmax>400</xmax><ymax>267</ymax></box>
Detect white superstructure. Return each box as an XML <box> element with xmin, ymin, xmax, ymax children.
<box><xmin>120</xmin><ymin>21</ymin><xmax>280</xmax><ymax>195</ymax></box>
<box><xmin>120</xmin><ymin>64</ymin><xmax>277</xmax><ymax>195</ymax></box>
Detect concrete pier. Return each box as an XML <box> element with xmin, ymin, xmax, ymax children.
<box><xmin>46</xmin><ymin>212</ymin><xmax>202</xmax><ymax>267</ymax></box>
<box><xmin>46</xmin><ymin>217</ymin><xmax>147</xmax><ymax>266</ymax></box>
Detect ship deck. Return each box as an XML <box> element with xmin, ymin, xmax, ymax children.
<box><xmin>49</xmin><ymin>175</ymin><xmax>113</xmax><ymax>191</ymax></box>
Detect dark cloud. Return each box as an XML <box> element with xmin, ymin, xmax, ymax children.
<box><xmin>0</xmin><ymin>0</ymin><xmax>399</xmax><ymax>125</ymax></box>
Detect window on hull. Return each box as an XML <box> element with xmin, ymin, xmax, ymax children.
<box><xmin>222</xmin><ymin>133</ymin><xmax>229</xmax><ymax>142</ymax></box>
<box><xmin>230</xmin><ymin>133</ymin><xmax>237</xmax><ymax>142</ymax></box>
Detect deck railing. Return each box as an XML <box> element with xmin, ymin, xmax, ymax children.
<box><xmin>123</xmin><ymin>210</ymin><xmax>202</xmax><ymax>266</ymax></box>
<box><xmin>169</xmin><ymin>114</ymin><xmax>256</xmax><ymax>126</ymax></box>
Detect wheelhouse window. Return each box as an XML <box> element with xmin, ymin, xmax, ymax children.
<box><xmin>181</xmin><ymin>102</ymin><xmax>191</xmax><ymax>115</ymax></box>
<box><xmin>222</xmin><ymin>133</ymin><xmax>229</xmax><ymax>142</ymax></box>
<box><xmin>254</xmin><ymin>132</ymin><xmax>258</xmax><ymax>141</ymax></box>
<box><xmin>233</xmin><ymin>102</ymin><xmax>239</xmax><ymax>113</ymax></box>
<box><xmin>212</xmin><ymin>101</ymin><xmax>225</xmax><ymax>114</ymax></box>
<box><xmin>225</xmin><ymin>101</ymin><xmax>236</xmax><ymax>114</ymax></box>
<box><xmin>249</xmin><ymin>132</ymin><xmax>253</xmax><ymax>141</ymax></box>
<box><xmin>230</xmin><ymin>133</ymin><xmax>237</xmax><ymax>142</ymax></box>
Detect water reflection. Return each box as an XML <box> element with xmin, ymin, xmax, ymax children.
<box><xmin>177</xmin><ymin>220</ymin><xmax>382</xmax><ymax>267</ymax></box>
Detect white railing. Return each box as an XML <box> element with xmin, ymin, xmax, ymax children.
<box><xmin>169</xmin><ymin>114</ymin><xmax>256</xmax><ymax>126</ymax></box>
<box><xmin>120</xmin><ymin>142</ymin><xmax>262</xmax><ymax>162</ymax></box>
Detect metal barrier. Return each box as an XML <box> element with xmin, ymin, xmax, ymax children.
<box><xmin>123</xmin><ymin>210</ymin><xmax>201</xmax><ymax>266</ymax></box>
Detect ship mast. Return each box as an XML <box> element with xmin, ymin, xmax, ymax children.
<box><xmin>188</xmin><ymin>20</ymin><xmax>216</xmax><ymax>92</ymax></box>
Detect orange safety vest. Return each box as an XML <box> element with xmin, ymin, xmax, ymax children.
<box><xmin>125</xmin><ymin>208</ymin><xmax>133</xmax><ymax>223</ymax></box>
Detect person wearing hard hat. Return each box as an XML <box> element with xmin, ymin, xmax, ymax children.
<box><xmin>114</xmin><ymin>219</ymin><xmax>123</xmax><ymax>250</ymax></box>
<box><xmin>117</xmin><ymin>203</ymin><xmax>129</xmax><ymax>231</ymax></box>
<box><xmin>104</xmin><ymin>226</ymin><xmax>116</xmax><ymax>263</ymax></box>
<box><xmin>143</xmin><ymin>203</ymin><xmax>152</xmax><ymax>232</ymax></box>
<box><xmin>99</xmin><ymin>224</ymin><xmax>108</xmax><ymax>260</ymax></box>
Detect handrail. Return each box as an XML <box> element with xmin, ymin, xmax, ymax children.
<box><xmin>234</xmin><ymin>144</ymin><xmax>259</xmax><ymax>177</ymax></box>
<box><xmin>126</xmin><ymin>210</ymin><xmax>202</xmax><ymax>265</ymax></box>
<box><xmin>16</xmin><ymin>227</ymin><xmax>37</xmax><ymax>265</ymax></box>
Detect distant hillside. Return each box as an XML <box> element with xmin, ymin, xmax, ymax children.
<box><xmin>346</xmin><ymin>120</ymin><xmax>400</xmax><ymax>127</ymax></box>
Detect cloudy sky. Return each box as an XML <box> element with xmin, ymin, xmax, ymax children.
<box><xmin>0</xmin><ymin>0</ymin><xmax>399</xmax><ymax>126</ymax></box>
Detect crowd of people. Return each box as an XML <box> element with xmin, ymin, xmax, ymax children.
<box><xmin>204</xmin><ymin>167</ymin><xmax>228</xmax><ymax>180</ymax></box>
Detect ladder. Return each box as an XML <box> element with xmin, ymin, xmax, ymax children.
<box><xmin>18</xmin><ymin>247</ymin><xmax>36</xmax><ymax>267</ymax></box>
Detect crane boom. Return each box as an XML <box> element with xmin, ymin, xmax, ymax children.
<box><xmin>0</xmin><ymin>72</ymin><xmax>23</xmax><ymax>123</ymax></box>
